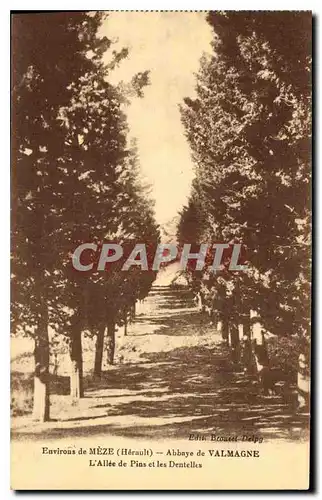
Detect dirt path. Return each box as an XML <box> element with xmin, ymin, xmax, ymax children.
<box><xmin>12</xmin><ymin>286</ymin><xmax>308</xmax><ymax>442</ymax></box>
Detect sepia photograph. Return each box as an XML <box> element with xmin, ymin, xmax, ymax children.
<box><xmin>10</xmin><ymin>10</ymin><xmax>312</xmax><ymax>490</ymax></box>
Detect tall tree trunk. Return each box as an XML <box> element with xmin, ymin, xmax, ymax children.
<box><xmin>124</xmin><ymin>309</ymin><xmax>128</xmax><ymax>336</ymax></box>
<box><xmin>94</xmin><ymin>324</ymin><xmax>105</xmax><ymax>378</ymax></box>
<box><xmin>230</xmin><ymin>323</ymin><xmax>240</xmax><ymax>364</ymax></box>
<box><xmin>129</xmin><ymin>301</ymin><xmax>136</xmax><ymax>322</ymax></box>
<box><xmin>297</xmin><ymin>352</ymin><xmax>310</xmax><ymax>409</ymax></box>
<box><xmin>221</xmin><ymin>316</ymin><xmax>229</xmax><ymax>345</ymax></box>
<box><xmin>106</xmin><ymin>317</ymin><xmax>116</xmax><ymax>365</ymax></box>
<box><xmin>241</xmin><ymin>312</ymin><xmax>253</xmax><ymax>372</ymax></box>
<box><xmin>242</xmin><ymin>312</ymin><xmax>251</xmax><ymax>339</ymax></box>
<box><xmin>33</xmin><ymin>306</ymin><xmax>50</xmax><ymax>422</ymax></box>
<box><xmin>70</xmin><ymin>329</ymin><xmax>84</xmax><ymax>400</ymax></box>
<box><xmin>250</xmin><ymin>309</ymin><xmax>262</xmax><ymax>343</ymax></box>
<box><xmin>196</xmin><ymin>292</ymin><xmax>203</xmax><ymax>312</ymax></box>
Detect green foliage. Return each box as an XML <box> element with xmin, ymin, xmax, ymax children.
<box><xmin>11</xmin><ymin>12</ymin><xmax>159</xmax><ymax>342</ymax></box>
<box><xmin>178</xmin><ymin>11</ymin><xmax>311</xmax><ymax>338</ymax></box>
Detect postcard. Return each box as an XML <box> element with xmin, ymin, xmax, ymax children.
<box><xmin>11</xmin><ymin>10</ymin><xmax>311</xmax><ymax>490</ymax></box>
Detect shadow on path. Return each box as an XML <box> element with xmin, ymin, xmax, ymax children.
<box><xmin>12</xmin><ymin>343</ymin><xmax>308</xmax><ymax>442</ymax></box>
<box><xmin>12</xmin><ymin>287</ymin><xmax>309</xmax><ymax>442</ymax></box>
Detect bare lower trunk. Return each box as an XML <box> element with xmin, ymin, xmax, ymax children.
<box><xmin>222</xmin><ymin>317</ymin><xmax>229</xmax><ymax>345</ymax></box>
<box><xmin>230</xmin><ymin>323</ymin><xmax>240</xmax><ymax>364</ymax></box>
<box><xmin>124</xmin><ymin>309</ymin><xmax>128</xmax><ymax>336</ymax></box>
<box><xmin>196</xmin><ymin>292</ymin><xmax>203</xmax><ymax>312</ymax></box>
<box><xmin>106</xmin><ymin>318</ymin><xmax>116</xmax><ymax>365</ymax></box>
<box><xmin>297</xmin><ymin>353</ymin><xmax>310</xmax><ymax>408</ymax></box>
<box><xmin>241</xmin><ymin>312</ymin><xmax>253</xmax><ymax>372</ymax></box>
<box><xmin>251</xmin><ymin>310</ymin><xmax>262</xmax><ymax>343</ymax></box>
<box><xmin>33</xmin><ymin>307</ymin><xmax>50</xmax><ymax>422</ymax></box>
<box><xmin>70</xmin><ymin>330</ymin><xmax>84</xmax><ymax>400</ymax></box>
<box><xmin>129</xmin><ymin>302</ymin><xmax>136</xmax><ymax>323</ymax></box>
<box><xmin>253</xmin><ymin>337</ymin><xmax>272</xmax><ymax>395</ymax></box>
<box><xmin>242</xmin><ymin>313</ymin><xmax>251</xmax><ymax>339</ymax></box>
<box><xmin>94</xmin><ymin>324</ymin><xmax>105</xmax><ymax>378</ymax></box>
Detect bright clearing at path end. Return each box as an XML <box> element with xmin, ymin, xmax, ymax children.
<box><xmin>100</xmin><ymin>12</ymin><xmax>213</xmax><ymax>224</ymax></box>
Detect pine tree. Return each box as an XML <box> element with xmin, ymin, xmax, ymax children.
<box><xmin>12</xmin><ymin>12</ymin><xmax>104</xmax><ymax>419</ymax></box>
<box><xmin>179</xmin><ymin>12</ymin><xmax>311</xmax><ymax>371</ymax></box>
<box><xmin>11</xmin><ymin>12</ymin><xmax>159</xmax><ymax>413</ymax></box>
